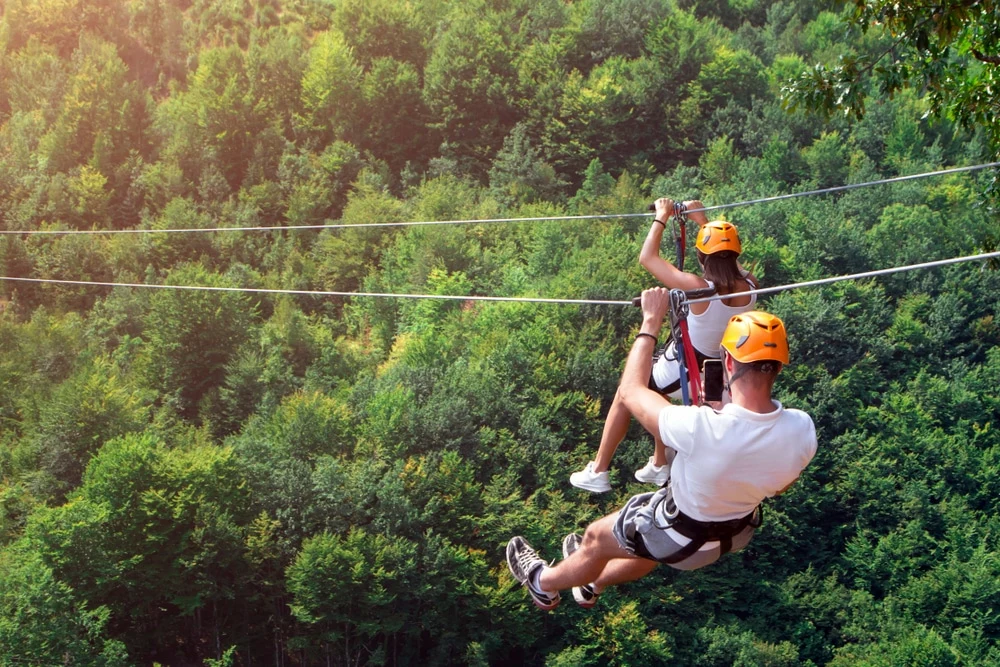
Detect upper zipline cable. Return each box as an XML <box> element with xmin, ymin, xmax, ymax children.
<box><xmin>1</xmin><ymin>162</ymin><xmax>998</xmax><ymax>236</ymax></box>
<box><xmin>2</xmin><ymin>251</ymin><xmax>999</xmax><ymax>305</ymax></box>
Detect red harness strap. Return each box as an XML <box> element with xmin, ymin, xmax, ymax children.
<box><xmin>677</xmin><ymin>318</ymin><xmax>703</xmax><ymax>405</ymax></box>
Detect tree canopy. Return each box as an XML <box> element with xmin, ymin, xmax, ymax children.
<box><xmin>0</xmin><ymin>0</ymin><xmax>999</xmax><ymax>664</ymax></box>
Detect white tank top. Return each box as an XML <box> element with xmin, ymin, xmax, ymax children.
<box><xmin>687</xmin><ymin>276</ymin><xmax>756</xmax><ymax>356</ymax></box>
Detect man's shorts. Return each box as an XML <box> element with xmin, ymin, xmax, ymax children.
<box><xmin>612</xmin><ymin>486</ymin><xmax>756</xmax><ymax>571</ymax></box>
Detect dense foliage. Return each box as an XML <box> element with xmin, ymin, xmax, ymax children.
<box><xmin>1</xmin><ymin>0</ymin><xmax>999</xmax><ymax>664</ymax></box>
<box><xmin>783</xmin><ymin>0</ymin><xmax>1000</xmax><ymax>156</ymax></box>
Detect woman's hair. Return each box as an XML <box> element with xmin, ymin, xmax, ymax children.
<box><xmin>697</xmin><ymin>249</ymin><xmax>743</xmax><ymax>293</ymax></box>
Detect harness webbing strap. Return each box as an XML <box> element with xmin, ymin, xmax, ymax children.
<box><xmin>660</xmin><ymin>508</ymin><xmax>758</xmax><ymax>565</ymax></box>
<box><xmin>677</xmin><ymin>318</ymin><xmax>703</xmax><ymax>405</ymax></box>
<box><xmin>667</xmin><ymin>289</ymin><xmax>692</xmax><ymax>405</ymax></box>
<box><xmin>667</xmin><ymin>286</ymin><xmax>715</xmax><ymax>406</ymax></box>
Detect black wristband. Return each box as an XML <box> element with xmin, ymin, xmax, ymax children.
<box><xmin>635</xmin><ymin>332</ymin><xmax>658</xmax><ymax>345</ymax></box>
<box><xmin>653</xmin><ymin>218</ymin><xmax>666</xmax><ymax>227</ymax></box>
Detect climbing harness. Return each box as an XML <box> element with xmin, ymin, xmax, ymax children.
<box><xmin>641</xmin><ymin>485</ymin><xmax>762</xmax><ymax>564</ymax></box>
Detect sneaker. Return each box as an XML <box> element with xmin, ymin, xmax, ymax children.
<box><xmin>506</xmin><ymin>536</ymin><xmax>560</xmax><ymax>611</ymax></box>
<box><xmin>570</xmin><ymin>461</ymin><xmax>611</xmax><ymax>493</ymax></box>
<box><xmin>561</xmin><ymin>533</ymin><xmax>598</xmax><ymax>608</ymax></box>
<box><xmin>635</xmin><ymin>457</ymin><xmax>670</xmax><ymax>485</ymax></box>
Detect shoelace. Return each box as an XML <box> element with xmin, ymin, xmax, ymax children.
<box><xmin>516</xmin><ymin>545</ymin><xmax>543</xmax><ymax>578</ymax></box>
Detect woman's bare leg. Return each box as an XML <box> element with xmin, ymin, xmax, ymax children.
<box><xmin>651</xmin><ymin>433</ymin><xmax>676</xmax><ymax>468</ymax></box>
<box><xmin>592</xmin><ymin>389</ymin><xmax>632</xmax><ymax>473</ymax></box>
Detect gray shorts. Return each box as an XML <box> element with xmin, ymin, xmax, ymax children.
<box><xmin>612</xmin><ymin>486</ymin><xmax>756</xmax><ymax>571</ymax></box>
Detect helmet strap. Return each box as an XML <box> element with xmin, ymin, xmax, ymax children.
<box><xmin>721</xmin><ymin>350</ymin><xmax>734</xmax><ymax>394</ymax></box>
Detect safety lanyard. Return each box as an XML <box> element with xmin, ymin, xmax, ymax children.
<box><xmin>667</xmin><ymin>289</ymin><xmax>702</xmax><ymax>405</ymax></box>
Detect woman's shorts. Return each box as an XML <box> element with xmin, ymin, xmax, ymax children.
<box><xmin>611</xmin><ymin>486</ymin><xmax>756</xmax><ymax>571</ymax></box>
<box><xmin>649</xmin><ymin>340</ymin><xmax>712</xmax><ymax>400</ymax></box>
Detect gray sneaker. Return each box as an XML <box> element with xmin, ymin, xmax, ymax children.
<box><xmin>570</xmin><ymin>461</ymin><xmax>611</xmax><ymax>493</ymax></box>
<box><xmin>561</xmin><ymin>533</ymin><xmax>598</xmax><ymax>608</ymax></box>
<box><xmin>506</xmin><ymin>536</ymin><xmax>560</xmax><ymax>611</ymax></box>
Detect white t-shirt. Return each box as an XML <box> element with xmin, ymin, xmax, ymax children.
<box><xmin>657</xmin><ymin>400</ymin><xmax>817</xmax><ymax>522</ymax></box>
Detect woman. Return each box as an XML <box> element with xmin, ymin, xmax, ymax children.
<box><xmin>570</xmin><ymin>197</ymin><xmax>758</xmax><ymax>493</ymax></box>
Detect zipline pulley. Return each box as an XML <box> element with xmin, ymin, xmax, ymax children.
<box><xmin>671</xmin><ymin>202</ymin><xmax>688</xmax><ymax>269</ymax></box>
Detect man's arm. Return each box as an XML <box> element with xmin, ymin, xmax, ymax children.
<box><xmin>618</xmin><ymin>287</ymin><xmax>673</xmax><ymax>437</ymax></box>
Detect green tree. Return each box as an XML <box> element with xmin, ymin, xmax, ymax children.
<box><xmin>359</xmin><ymin>58</ymin><xmax>431</xmax><ymax>172</ymax></box>
<box><xmin>37</xmin><ymin>36</ymin><xmax>152</xmax><ymax>175</ymax></box>
<box><xmin>331</xmin><ymin>0</ymin><xmax>429</xmax><ymax>69</ymax></box>
<box><xmin>27</xmin><ymin>432</ymin><xmax>252</xmax><ymax>661</ymax></box>
<box><xmin>489</xmin><ymin>122</ymin><xmax>566</xmax><ymax>208</ymax></box>
<box><xmin>0</xmin><ymin>543</ymin><xmax>129</xmax><ymax>664</ymax></box>
<box><xmin>287</xmin><ymin>528</ymin><xmax>419</xmax><ymax>664</ymax></box>
<box><xmin>139</xmin><ymin>265</ymin><xmax>258</xmax><ymax>420</ymax></box>
<box><xmin>564</xmin><ymin>0</ymin><xmax>672</xmax><ymax>70</ymax></box>
<box><xmin>783</xmin><ymin>0</ymin><xmax>1000</xmax><ymax>153</ymax></box>
<box><xmin>155</xmin><ymin>46</ymin><xmax>261</xmax><ymax>193</ymax></box>
<box><xmin>33</xmin><ymin>357</ymin><xmax>151</xmax><ymax>501</ymax></box>
<box><xmin>312</xmin><ymin>181</ymin><xmax>406</xmax><ymax>293</ymax></box>
<box><xmin>299</xmin><ymin>29</ymin><xmax>363</xmax><ymax>144</ymax></box>
<box><xmin>423</xmin><ymin>2</ymin><xmax>522</xmax><ymax>178</ymax></box>
<box><xmin>801</xmin><ymin>131</ymin><xmax>849</xmax><ymax>187</ymax></box>
<box><xmin>696</xmin><ymin>46</ymin><xmax>770</xmax><ymax>111</ymax></box>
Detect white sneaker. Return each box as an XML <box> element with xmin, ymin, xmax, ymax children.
<box><xmin>634</xmin><ymin>457</ymin><xmax>670</xmax><ymax>485</ymax></box>
<box><xmin>562</xmin><ymin>533</ymin><xmax>598</xmax><ymax>608</ymax></box>
<box><xmin>569</xmin><ymin>461</ymin><xmax>611</xmax><ymax>493</ymax></box>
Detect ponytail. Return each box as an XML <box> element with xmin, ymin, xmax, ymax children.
<box><xmin>698</xmin><ymin>250</ymin><xmax>742</xmax><ymax>293</ymax></box>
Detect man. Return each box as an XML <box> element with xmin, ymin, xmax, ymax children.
<box><xmin>506</xmin><ymin>287</ymin><xmax>817</xmax><ymax>610</ymax></box>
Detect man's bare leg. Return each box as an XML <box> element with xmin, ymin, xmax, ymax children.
<box><xmin>538</xmin><ymin>514</ymin><xmax>653</xmax><ymax>592</ymax></box>
<box><xmin>593</xmin><ymin>556</ymin><xmax>659</xmax><ymax>591</ymax></box>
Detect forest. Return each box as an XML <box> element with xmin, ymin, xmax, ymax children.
<box><xmin>1</xmin><ymin>0</ymin><xmax>999</xmax><ymax>664</ymax></box>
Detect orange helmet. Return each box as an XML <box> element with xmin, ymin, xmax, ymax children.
<box><xmin>695</xmin><ymin>221</ymin><xmax>742</xmax><ymax>255</ymax></box>
<box><xmin>720</xmin><ymin>311</ymin><xmax>789</xmax><ymax>364</ymax></box>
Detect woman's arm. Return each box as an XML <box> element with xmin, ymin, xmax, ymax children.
<box><xmin>640</xmin><ymin>197</ymin><xmax>710</xmax><ymax>291</ymax></box>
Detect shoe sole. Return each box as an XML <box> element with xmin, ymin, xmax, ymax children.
<box><xmin>634</xmin><ymin>471</ymin><xmax>669</xmax><ymax>485</ymax></box>
<box><xmin>531</xmin><ymin>595</ymin><xmax>560</xmax><ymax>611</ymax></box>
<box><xmin>562</xmin><ymin>534</ymin><xmax>597</xmax><ymax>608</ymax></box>
<box><xmin>507</xmin><ymin>537</ymin><xmax>560</xmax><ymax>611</ymax></box>
<box><xmin>569</xmin><ymin>476</ymin><xmax>611</xmax><ymax>493</ymax></box>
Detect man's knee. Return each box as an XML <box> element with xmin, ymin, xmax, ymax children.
<box><xmin>582</xmin><ymin>514</ymin><xmax>627</xmax><ymax>557</ymax></box>
<box><xmin>581</xmin><ymin>523</ymin><xmax>603</xmax><ymax>550</ymax></box>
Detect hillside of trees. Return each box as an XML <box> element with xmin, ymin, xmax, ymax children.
<box><xmin>1</xmin><ymin>0</ymin><xmax>999</xmax><ymax>664</ymax></box>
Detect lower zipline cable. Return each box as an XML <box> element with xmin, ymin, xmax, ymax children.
<box><xmin>2</xmin><ymin>251</ymin><xmax>998</xmax><ymax>305</ymax></box>
<box><xmin>0</xmin><ymin>276</ymin><xmax>631</xmax><ymax>306</ymax></box>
